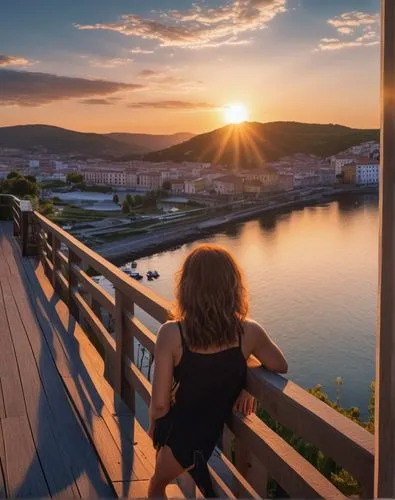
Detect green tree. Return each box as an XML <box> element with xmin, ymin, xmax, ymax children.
<box><xmin>66</xmin><ymin>173</ymin><xmax>83</xmax><ymax>184</ymax></box>
<box><xmin>162</xmin><ymin>180</ymin><xmax>171</xmax><ymax>190</ymax></box>
<box><xmin>134</xmin><ymin>195</ymin><xmax>143</xmax><ymax>206</ymax></box>
<box><xmin>11</xmin><ymin>177</ymin><xmax>39</xmax><ymax>197</ymax></box>
<box><xmin>25</xmin><ymin>175</ymin><xmax>37</xmax><ymax>183</ymax></box>
<box><xmin>39</xmin><ymin>200</ymin><xmax>55</xmax><ymax>216</ymax></box>
<box><xmin>122</xmin><ymin>200</ymin><xmax>130</xmax><ymax>214</ymax></box>
<box><xmin>7</xmin><ymin>171</ymin><xmax>20</xmax><ymax>180</ymax></box>
<box><xmin>126</xmin><ymin>193</ymin><xmax>134</xmax><ymax>207</ymax></box>
<box><xmin>113</xmin><ymin>193</ymin><xmax>119</xmax><ymax>204</ymax></box>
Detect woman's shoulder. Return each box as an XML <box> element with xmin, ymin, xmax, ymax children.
<box><xmin>243</xmin><ymin>318</ymin><xmax>265</xmax><ymax>336</ymax></box>
<box><xmin>156</xmin><ymin>320</ymin><xmax>182</xmax><ymax>349</ymax></box>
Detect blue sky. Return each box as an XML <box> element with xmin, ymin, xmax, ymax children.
<box><xmin>0</xmin><ymin>0</ymin><xmax>380</xmax><ymax>133</ymax></box>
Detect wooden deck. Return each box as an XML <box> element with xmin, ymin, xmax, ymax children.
<box><xmin>0</xmin><ymin>221</ymin><xmax>182</xmax><ymax>498</ymax></box>
<box><xmin>0</xmin><ymin>195</ymin><xmax>378</xmax><ymax>498</ymax></box>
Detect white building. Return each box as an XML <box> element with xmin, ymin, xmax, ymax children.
<box><xmin>83</xmin><ymin>170</ymin><xmax>138</xmax><ymax>188</ymax></box>
<box><xmin>355</xmin><ymin>161</ymin><xmax>380</xmax><ymax>185</ymax></box>
<box><xmin>331</xmin><ymin>157</ymin><xmax>356</xmax><ymax>176</ymax></box>
<box><xmin>184</xmin><ymin>178</ymin><xmax>206</xmax><ymax>194</ymax></box>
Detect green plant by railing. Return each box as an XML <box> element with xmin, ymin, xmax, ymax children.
<box><xmin>259</xmin><ymin>380</ymin><xmax>375</xmax><ymax>497</ymax></box>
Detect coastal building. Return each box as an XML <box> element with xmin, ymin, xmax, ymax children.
<box><xmin>212</xmin><ymin>175</ymin><xmax>244</xmax><ymax>195</ymax></box>
<box><xmin>278</xmin><ymin>173</ymin><xmax>294</xmax><ymax>191</ymax></box>
<box><xmin>244</xmin><ymin>167</ymin><xmax>279</xmax><ymax>189</ymax></box>
<box><xmin>243</xmin><ymin>179</ymin><xmax>263</xmax><ymax>194</ymax></box>
<box><xmin>83</xmin><ymin>169</ymin><xmax>138</xmax><ymax>188</ymax></box>
<box><xmin>293</xmin><ymin>172</ymin><xmax>319</xmax><ymax>188</ymax></box>
<box><xmin>343</xmin><ymin>163</ymin><xmax>356</xmax><ymax>184</ymax></box>
<box><xmin>184</xmin><ymin>178</ymin><xmax>206</xmax><ymax>194</ymax></box>
<box><xmin>342</xmin><ymin>161</ymin><xmax>380</xmax><ymax>185</ymax></box>
<box><xmin>355</xmin><ymin>160</ymin><xmax>380</xmax><ymax>185</ymax></box>
<box><xmin>138</xmin><ymin>171</ymin><xmax>162</xmax><ymax>190</ymax></box>
<box><xmin>331</xmin><ymin>157</ymin><xmax>356</xmax><ymax>176</ymax></box>
<box><xmin>317</xmin><ymin>168</ymin><xmax>336</xmax><ymax>186</ymax></box>
<box><xmin>170</xmin><ymin>180</ymin><xmax>185</xmax><ymax>194</ymax></box>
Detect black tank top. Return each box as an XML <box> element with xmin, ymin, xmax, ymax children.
<box><xmin>153</xmin><ymin>322</ymin><xmax>247</xmax><ymax>497</ymax></box>
<box><xmin>172</xmin><ymin>322</ymin><xmax>247</xmax><ymax>426</ymax></box>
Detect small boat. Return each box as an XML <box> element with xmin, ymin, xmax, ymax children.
<box><xmin>131</xmin><ymin>272</ymin><xmax>143</xmax><ymax>280</ymax></box>
<box><xmin>147</xmin><ymin>275</ymin><xmax>154</xmax><ymax>281</ymax></box>
<box><xmin>152</xmin><ymin>270</ymin><xmax>160</xmax><ymax>278</ymax></box>
<box><xmin>121</xmin><ymin>265</ymin><xmax>132</xmax><ymax>275</ymax></box>
<box><xmin>131</xmin><ymin>261</ymin><xmax>137</xmax><ymax>269</ymax></box>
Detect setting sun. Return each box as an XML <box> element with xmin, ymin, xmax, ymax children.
<box><xmin>224</xmin><ymin>103</ymin><xmax>249</xmax><ymax>124</ymax></box>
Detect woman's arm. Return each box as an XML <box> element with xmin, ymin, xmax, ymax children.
<box><xmin>148</xmin><ymin>323</ymin><xmax>175</xmax><ymax>438</ymax></box>
<box><xmin>248</xmin><ymin>320</ymin><xmax>288</xmax><ymax>373</ymax></box>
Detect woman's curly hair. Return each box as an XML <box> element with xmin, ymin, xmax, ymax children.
<box><xmin>174</xmin><ymin>244</ymin><xmax>249</xmax><ymax>349</ymax></box>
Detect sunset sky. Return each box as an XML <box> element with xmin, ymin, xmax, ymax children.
<box><xmin>0</xmin><ymin>0</ymin><xmax>380</xmax><ymax>134</ymax></box>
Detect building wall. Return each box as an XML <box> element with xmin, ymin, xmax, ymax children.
<box><xmin>343</xmin><ymin>165</ymin><xmax>356</xmax><ymax>184</ymax></box>
<box><xmin>356</xmin><ymin>163</ymin><xmax>379</xmax><ymax>185</ymax></box>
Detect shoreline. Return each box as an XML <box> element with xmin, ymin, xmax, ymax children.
<box><xmin>92</xmin><ymin>186</ymin><xmax>378</xmax><ymax>264</ymax></box>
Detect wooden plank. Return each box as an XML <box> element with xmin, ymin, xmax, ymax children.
<box><xmin>124</xmin><ymin>359</ymin><xmax>152</xmax><ymax>406</ymax></box>
<box><xmin>228</xmin><ymin>413</ymin><xmax>345</xmax><ymax>499</ymax></box>
<box><xmin>72</xmin><ymin>289</ymin><xmax>116</xmax><ymax>355</ymax></box>
<box><xmin>72</xmin><ymin>263</ymin><xmax>116</xmax><ymax>315</ymax></box>
<box><xmin>215</xmin><ymin>450</ymin><xmax>260</xmax><ymax>499</ymax></box>
<box><xmin>1</xmin><ymin>372</ymin><xmax>25</xmax><ymax>418</ymax></box>
<box><xmin>63</xmin><ymin>375</ymin><xmax>149</xmax><ymax>484</ymax></box>
<box><xmin>113</xmin><ymin>480</ymin><xmax>184</xmax><ymax>499</ymax></box>
<box><xmin>17</xmin><ymin>253</ymin><xmax>145</xmax><ymax>493</ymax></box>
<box><xmin>28</xmin><ymin>259</ymin><xmax>131</xmax><ymax>416</ymax></box>
<box><xmin>1</xmin><ymin>277</ymin><xmax>79</xmax><ymax>498</ymax></box>
<box><xmin>247</xmin><ymin>367</ymin><xmax>374</xmax><ymax>493</ymax></box>
<box><xmin>34</xmin><ymin>211</ymin><xmax>170</xmax><ymax>322</ymax></box>
<box><xmin>9</xmin><ymin>253</ymin><xmax>116</xmax><ymax>498</ymax></box>
<box><xmin>375</xmin><ymin>0</ymin><xmax>395</xmax><ymax>496</ymax></box>
<box><xmin>124</xmin><ymin>313</ymin><xmax>156</xmax><ymax>356</ymax></box>
<box><xmin>0</xmin><ymin>419</ymin><xmax>6</xmax><ymax>498</ymax></box>
<box><xmin>0</xmin><ymin>226</ymin><xmax>19</xmax><ymax>276</ymax></box>
<box><xmin>0</xmin><ymin>282</ymin><xmax>18</xmax><ymax>378</ymax></box>
<box><xmin>2</xmin><ymin>415</ymin><xmax>49</xmax><ymax>497</ymax></box>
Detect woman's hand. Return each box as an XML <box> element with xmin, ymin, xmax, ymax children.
<box><xmin>233</xmin><ymin>389</ymin><xmax>257</xmax><ymax>416</ymax></box>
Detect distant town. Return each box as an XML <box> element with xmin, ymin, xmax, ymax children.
<box><xmin>0</xmin><ymin>139</ymin><xmax>380</xmax><ymax>260</ymax></box>
<box><xmin>0</xmin><ymin>139</ymin><xmax>380</xmax><ymax>195</ymax></box>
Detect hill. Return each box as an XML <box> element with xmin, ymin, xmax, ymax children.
<box><xmin>107</xmin><ymin>132</ymin><xmax>194</xmax><ymax>152</ymax></box>
<box><xmin>0</xmin><ymin>125</ymin><xmax>143</xmax><ymax>157</ymax></box>
<box><xmin>144</xmin><ymin>122</ymin><xmax>380</xmax><ymax>166</ymax></box>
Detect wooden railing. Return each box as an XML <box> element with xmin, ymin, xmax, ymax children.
<box><xmin>0</xmin><ymin>194</ymin><xmax>37</xmax><ymax>255</ymax></box>
<box><xmin>4</xmin><ymin>195</ymin><xmax>375</xmax><ymax>498</ymax></box>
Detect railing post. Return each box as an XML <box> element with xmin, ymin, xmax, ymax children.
<box><xmin>233</xmin><ymin>433</ymin><xmax>267</xmax><ymax>498</ymax></box>
<box><xmin>46</xmin><ymin>231</ymin><xmax>54</xmax><ymax>282</ymax></box>
<box><xmin>19</xmin><ymin>200</ymin><xmax>33</xmax><ymax>256</ymax></box>
<box><xmin>12</xmin><ymin>199</ymin><xmax>18</xmax><ymax>237</ymax></box>
<box><xmin>52</xmin><ymin>236</ymin><xmax>61</xmax><ymax>294</ymax></box>
<box><xmin>108</xmin><ymin>288</ymin><xmax>135</xmax><ymax>411</ymax></box>
<box><xmin>68</xmin><ymin>250</ymin><xmax>81</xmax><ymax>321</ymax></box>
<box><xmin>375</xmin><ymin>0</ymin><xmax>395</xmax><ymax>496</ymax></box>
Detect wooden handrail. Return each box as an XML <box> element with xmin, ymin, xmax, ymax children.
<box><xmin>17</xmin><ymin>206</ymin><xmax>375</xmax><ymax>497</ymax></box>
<box><xmin>247</xmin><ymin>367</ymin><xmax>374</xmax><ymax>493</ymax></box>
<box><xmin>34</xmin><ymin>211</ymin><xmax>170</xmax><ymax>321</ymax></box>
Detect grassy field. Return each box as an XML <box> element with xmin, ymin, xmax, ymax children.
<box><xmin>51</xmin><ymin>204</ymin><xmax>122</xmax><ymax>223</ymax></box>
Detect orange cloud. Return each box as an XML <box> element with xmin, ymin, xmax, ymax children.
<box><xmin>74</xmin><ymin>0</ymin><xmax>287</xmax><ymax>49</ymax></box>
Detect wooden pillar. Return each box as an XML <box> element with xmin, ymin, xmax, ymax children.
<box><xmin>52</xmin><ymin>237</ymin><xmax>61</xmax><ymax>294</ymax></box>
<box><xmin>375</xmin><ymin>0</ymin><xmax>395</xmax><ymax>496</ymax></box>
<box><xmin>68</xmin><ymin>250</ymin><xmax>81</xmax><ymax>321</ymax></box>
<box><xmin>108</xmin><ymin>288</ymin><xmax>135</xmax><ymax>411</ymax></box>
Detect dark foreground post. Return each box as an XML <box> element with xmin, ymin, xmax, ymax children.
<box><xmin>375</xmin><ymin>0</ymin><xmax>395</xmax><ymax>496</ymax></box>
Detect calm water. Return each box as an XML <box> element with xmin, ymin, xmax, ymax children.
<box><xmin>101</xmin><ymin>195</ymin><xmax>378</xmax><ymax>416</ymax></box>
